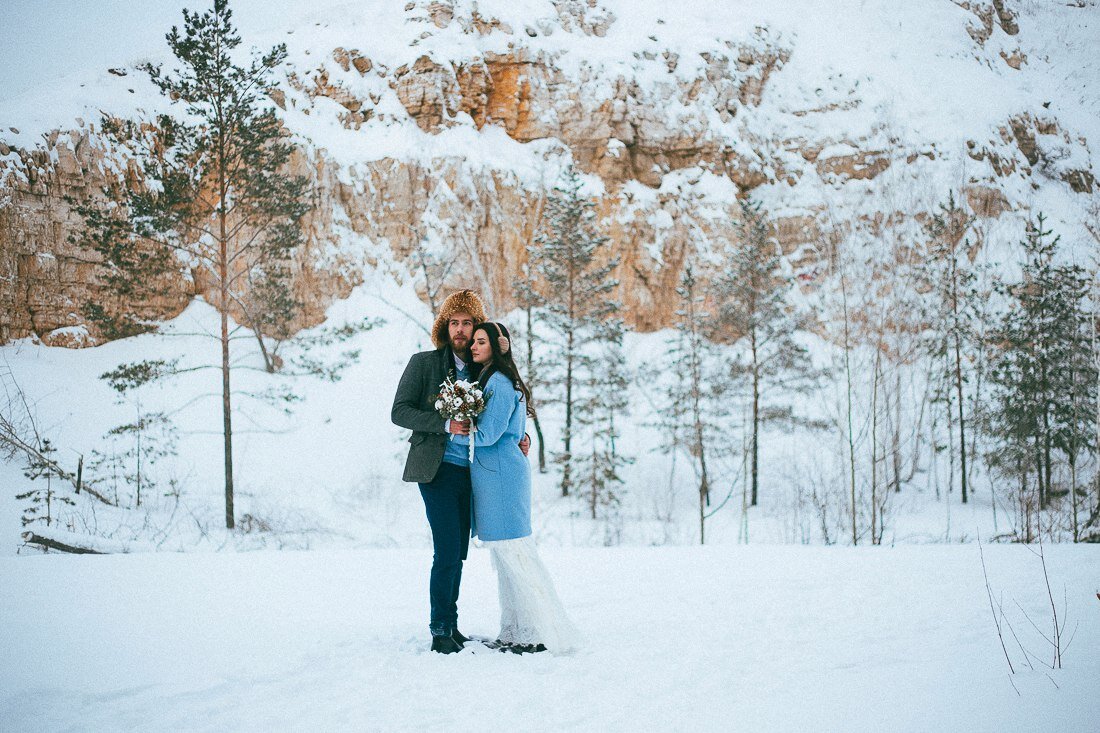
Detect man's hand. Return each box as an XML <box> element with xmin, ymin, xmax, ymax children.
<box><xmin>448</xmin><ymin>419</ymin><xmax>471</xmax><ymax>436</ymax></box>
<box><xmin>519</xmin><ymin>433</ymin><xmax>531</xmax><ymax>456</ymax></box>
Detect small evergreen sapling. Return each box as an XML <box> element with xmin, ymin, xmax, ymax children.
<box><xmin>17</xmin><ymin>438</ymin><xmax>75</xmax><ymax>529</ymax></box>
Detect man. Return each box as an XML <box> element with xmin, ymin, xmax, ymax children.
<box><xmin>391</xmin><ymin>289</ymin><xmax>529</xmax><ymax>654</ymax></box>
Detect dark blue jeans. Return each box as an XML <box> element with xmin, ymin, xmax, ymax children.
<box><xmin>419</xmin><ymin>461</ymin><xmax>472</xmax><ymax>637</ymax></box>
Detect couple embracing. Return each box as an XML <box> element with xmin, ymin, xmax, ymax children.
<box><xmin>391</xmin><ymin>289</ymin><xmax>581</xmax><ymax>655</ymax></box>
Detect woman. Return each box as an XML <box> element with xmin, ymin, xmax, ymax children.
<box><xmin>452</xmin><ymin>322</ymin><xmax>582</xmax><ymax>655</ymax></box>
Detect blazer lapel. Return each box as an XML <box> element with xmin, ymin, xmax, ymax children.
<box><xmin>438</xmin><ymin>345</ymin><xmax>454</xmax><ymax>382</ymax></box>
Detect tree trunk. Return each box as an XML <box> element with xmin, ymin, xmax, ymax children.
<box><xmin>694</xmin><ymin>396</ymin><xmax>709</xmax><ymax>544</ymax></box>
<box><xmin>1042</xmin><ymin>411</ymin><xmax>1053</xmax><ymax>512</ymax></box>
<box><xmin>695</xmin><ymin>402</ymin><xmax>709</xmax><ymax>546</ymax></box>
<box><xmin>21</xmin><ymin>531</ymin><xmax>105</xmax><ymax>554</ymax></box>
<box><xmin>1070</xmin><ymin>454</ymin><xmax>1079</xmax><ymax>542</ymax></box>
<box><xmin>685</xmin><ymin>270</ymin><xmax>708</xmax><ymax>544</ymax></box>
<box><xmin>525</xmin><ymin>302</ymin><xmax>547</xmax><ymax>472</ymax></box>
<box><xmin>255</xmin><ymin>332</ymin><xmax>275</xmax><ymax>374</ymax></box>
<box><xmin>699</xmin><ymin>479</ymin><xmax>706</xmax><ymax>545</ymax></box>
<box><xmin>219</xmin><ymin>174</ymin><xmax>235</xmax><ymax>531</ymax></box>
<box><xmin>1017</xmin><ymin>456</ymin><xmax>1029</xmax><ymax>542</ymax></box>
<box><xmin>561</xmin><ymin>242</ymin><xmax>577</xmax><ymax>498</ymax></box>
<box><xmin>953</xmin><ymin>331</ymin><xmax>969</xmax><ymax>503</ymax></box>
<box><xmin>562</xmin><ymin>325</ymin><xmax>573</xmax><ymax>497</ymax></box>
<box><xmin>842</xmin><ymin>272</ymin><xmax>858</xmax><ymax>545</ymax></box>
<box><xmin>750</xmin><ymin>327</ymin><xmax>760</xmax><ymax>507</ymax></box>
<box><xmin>890</xmin><ymin>371</ymin><xmax>903</xmax><ymax>494</ymax></box>
<box><xmin>1094</xmin><ymin>281</ymin><xmax>1100</xmax><ymax>524</ymax></box>
<box><xmin>1034</xmin><ymin>438</ymin><xmax>1045</xmax><ymax>513</ymax></box>
<box><xmin>135</xmin><ymin>418</ymin><xmax>143</xmax><ymax>509</ymax></box>
<box><xmin>532</xmin><ymin>415</ymin><xmax>548</xmax><ymax>474</ymax></box>
<box><xmin>588</xmin><ymin>441</ymin><xmax>597</xmax><ymax>519</ymax></box>
<box><xmin>221</xmin><ymin>305</ymin><xmax>235</xmax><ymax>530</ymax></box>
<box><xmin>870</xmin><ymin>344</ymin><xmax>881</xmax><ymax>545</ymax></box>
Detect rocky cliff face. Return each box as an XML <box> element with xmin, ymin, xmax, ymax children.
<box><xmin>1</xmin><ymin>128</ymin><xmax>189</xmax><ymax>346</ymax></box>
<box><xmin>1</xmin><ymin>0</ymin><xmax>1095</xmax><ymax>345</ymax></box>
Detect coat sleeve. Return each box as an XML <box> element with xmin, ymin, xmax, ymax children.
<box><xmin>452</xmin><ymin>374</ymin><xmax>516</xmax><ymax>448</ymax></box>
<box><xmin>391</xmin><ymin>354</ymin><xmax>447</xmax><ymax>434</ymax></box>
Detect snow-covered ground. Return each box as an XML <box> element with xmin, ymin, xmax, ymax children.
<box><xmin>1</xmin><ymin>544</ymin><xmax>1097</xmax><ymax>731</ymax></box>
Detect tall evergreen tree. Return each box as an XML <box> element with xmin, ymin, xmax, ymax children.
<box><xmin>514</xmin><ymin>259</ymin><xmax>549</xmax><ymax>473</ymax></box>
<box><xmin>530</xmin><ymin>165</ymin><xmax>619</xmax><ymax>497</ymax></box>
<box><xmin>711</xmin><ymin>196</ymin><xmax>810</xmax><ymax>507</ymax></box>
<box><xmin>986</xmin><ymin>214</ymin><xmax>1095</xmax><ymax>539</ymax></box>
<box><xmin>661</xmin><ymin>263</ymin><xmax>733</xmax><ymax>543</ymax></box>
<box><xmin>917</xmin><ymin>193</ymin><xmax>981</xmax><ymax>504</ymax></box>
<box><xmin>575</xmin><ymin>312</ymin><xmax>631</xmax><ymax>525</ymax></box>
<box><xmin>71</xmin><ymin>0</ymin><xmax>309</xmax><ymax>529</ymax></box>
<box><xmin>1052</xmin><ymin>259</ymin><xmax>1098</xmax><ymax>541</ymax></box>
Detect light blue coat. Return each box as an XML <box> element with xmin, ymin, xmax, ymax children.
<box><xmin>452</xmin><ymin>370</ymin><xmax>531</xmax><ymax>541</ymax></box>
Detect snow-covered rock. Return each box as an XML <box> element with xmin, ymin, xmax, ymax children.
<box><xmin>1</xmin><ymin>0</ymin><xmax>1097</xmax><ymax>343</ymax></box>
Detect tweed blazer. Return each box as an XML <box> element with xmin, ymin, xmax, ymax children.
<box><xmin>391</xmin><ymin>346</ymin><xmax>475</xmax><ymax>483</ymax></box>
<box><xmin>452</xmin><ymin>370</ymin><xmax>532</xmax><ymax>541</ymax></box>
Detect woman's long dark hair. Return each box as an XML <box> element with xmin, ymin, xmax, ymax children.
<box><xmin>474</xmin><ymin>322</ymin><xmax>536</xmax><ymax>417</ymax></box>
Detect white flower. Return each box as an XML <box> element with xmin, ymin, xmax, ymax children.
<box><xmin>434</xmin><ymin>400</ymin><xmax>443</xmax><ymax>410</ymax></box>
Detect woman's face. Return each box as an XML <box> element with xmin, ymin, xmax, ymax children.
<box><xmin>470</xmin><ymin>328</ymin><xmax>493</xmax><ymax>365</ymax></box>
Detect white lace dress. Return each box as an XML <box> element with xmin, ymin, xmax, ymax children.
<box><xmin>486</xmin><ymin>535</ymin><xmax>583</xmax><ymax>654</ymax></box>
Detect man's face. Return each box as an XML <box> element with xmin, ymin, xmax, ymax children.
<box><xmin>448</xmin><ymin>312</ymin><xmax>475</xmax><ymax>352</ymax></box>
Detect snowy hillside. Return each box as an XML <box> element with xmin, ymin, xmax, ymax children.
<box><xmin>3</xmin><ymin>0</ymin><xmax>1098</xmax><ymax>336</ymax></box>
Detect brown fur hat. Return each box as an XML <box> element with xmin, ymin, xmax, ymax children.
<box><xmin>431</xmin><ymin>289</ymin><xmax>488</xmax><ymax>348</ymax></box>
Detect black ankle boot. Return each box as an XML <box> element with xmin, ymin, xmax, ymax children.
<box><xmin>451</xmin><ymin>629</ymin><xmax>470</xmax><ymax>645</ymax></box>
<box><xmin>431</xmin><ymin>634</ymin><xmax>464</xmax><ymax>654</ymax></box>
<box><xmin>498</xmin><ymin>641</ymin><xmax>547</xmax><ymax>654</ymax></box>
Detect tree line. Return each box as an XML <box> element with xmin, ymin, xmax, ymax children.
<box><xmin>519</xmin><ymin>174</ymin><xmax>1099</xmax><ymax>545</ymax></box>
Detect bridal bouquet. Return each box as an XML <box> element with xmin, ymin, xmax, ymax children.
<box><xmin>435</xmin><ymin>376</ymin><xmax>488</xmax><ymax>462</ymax></box>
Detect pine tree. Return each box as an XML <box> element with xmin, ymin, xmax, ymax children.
<box><xmin>529</xmin><ymin>165</ymin><xmax>620</xmax><ymax>497</ymax></box>
<box><xmin>89</xmin><ymin>410</ymin><xmax>179</xmax><ymax>510</ymax></box>
<box><xmin>514</xmin><ymin>260</ymin><xmax>549</xmax><ymax>472</ymax></box>
<box><xmin>17</xmin><ymin>438</ymin><xmax>76</xmax><ymax>529</ymax></box>
<box><xmin>711</xmin><ymin>196</ymin><xmax>811</xmax><ymax>507</ymax></box>
<box><xmin>1061</xmin><ymin>317</ymin><xmax>1097</xmax><ymax>541</ymax></box>
<box><xmin>986</xmin><ymin>214</ymin><xmax>1095</xmax><ymax>539</ymax></box>
<box><xmin>661</xmin><ymin>263</ymin><xmax>732</xmax><ymax>543</ymax></box>
<box><xmin>1051</xmin><ymin>258</ymin><xmax>1097</xmax><ymax>541</ymax></box>
<box><xmin>71</xmin><ymin>0</ymin><xmax>310</xmax><ymax>529</ymax></box>
<box><xmin>1081</xmin><ymin>203</ymin><xmax>1100</xmax><ymax>538</ymax></box>
<box><xmin>917</xmin><ymin>193</ymin><xmax>981</xmax><ymax>504</ymax></box>
<box><xmin>575</xmin><ymin>313</ymin><xmax>631</xmax><ymax>526</ymax></box>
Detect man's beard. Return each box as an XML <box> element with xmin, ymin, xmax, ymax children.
<box><xmin>451</xmin><ymin>336</ymin><xmax>469</xmax><ymax>350</ymax></box>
